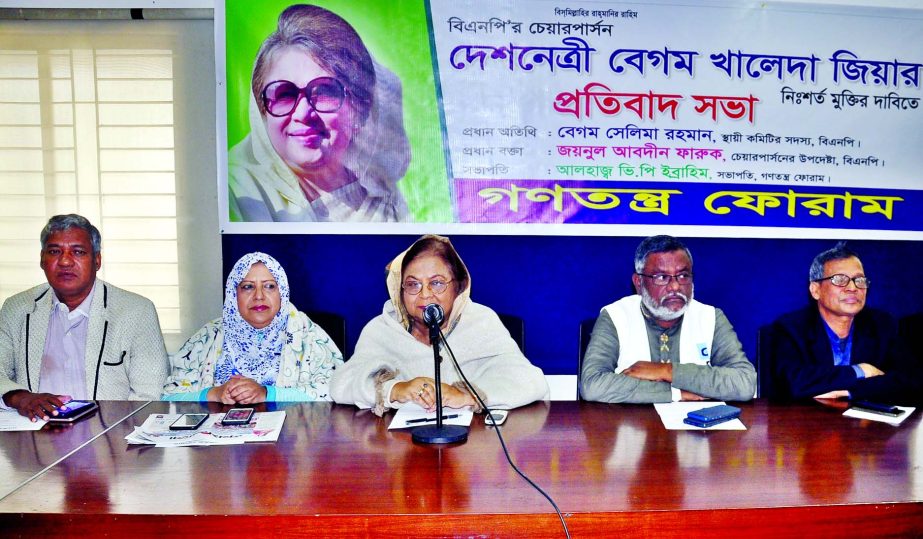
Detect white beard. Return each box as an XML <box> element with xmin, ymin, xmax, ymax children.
<box><xmin>640</xmin><ymin>285</ymin><xmax>693</xmax><ymax>322</ymax></box>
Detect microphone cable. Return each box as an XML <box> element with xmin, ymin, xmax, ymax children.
<box><xmin>437</xmin><ymin>327</ymin><xmax>570</xmax><ymax>539</ymax></box>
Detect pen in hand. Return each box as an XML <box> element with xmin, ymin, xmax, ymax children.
<box><xmin>405</xmin><ymin>414</ymin><xmax>460</xmax><ymax>424</ymax></box>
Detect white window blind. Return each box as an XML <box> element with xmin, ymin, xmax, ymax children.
<box><xmin>0</xmin><ymin>18</ymin><xmax>221</xmax><ymax>352</ymax></box>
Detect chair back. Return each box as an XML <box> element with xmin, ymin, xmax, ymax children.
<box><xmin>756</xmin><ymin>324</ymin><xmax>775</xmax><ymax>399</ymax></box>
<box><xmin>497</xmin><ymin>313</ymin><xmax>525</xmax><ymax>354</ymax></box>
<box><xmin>577</xmin><ymin>318</ymin><xmax>596</xmax><ymax>400</ymax></box>
<box><xmin>899</xmin><ymin>313</ymin><xmax>923</xmax><ymax>366</ymax></box>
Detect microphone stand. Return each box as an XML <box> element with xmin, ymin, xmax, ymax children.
<box><xmin>412</xmin><ymin>323</ymin><xmax>468</xmax><ymax>444</ymax></box>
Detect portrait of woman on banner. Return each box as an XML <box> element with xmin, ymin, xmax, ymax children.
<box><xmin>229</xmin><ymin>3</ymin><xmax>411</xmax><ymax>222</ymax></box>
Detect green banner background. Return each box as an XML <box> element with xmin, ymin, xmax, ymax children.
<box><xmin>224</xmin><ymin>0</ymin><xmax>450</xmax><ymax>222</ymax></box>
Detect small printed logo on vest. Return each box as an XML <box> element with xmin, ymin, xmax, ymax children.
<box><xmin>698</xmin><ymin>344</ymin><xmax>710</xmax><ymax>361</ymax></box>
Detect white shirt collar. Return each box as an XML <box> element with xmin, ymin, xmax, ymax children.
<box><xmin>51</xmin><ymin>279</ymin><xmax>97</xmax><ymax>320</ymax></box>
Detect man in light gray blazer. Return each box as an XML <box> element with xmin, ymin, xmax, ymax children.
<box><xmin>0</xmin><ymin>214</ymin><xmax>168</xmax><ymax>420</ymax></box>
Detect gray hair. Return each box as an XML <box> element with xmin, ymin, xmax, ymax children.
<box><xmin>809</xmin><ymin>241</ymin><xmax>859</xmax><ymax>281</ymax></box>
<box><xmin>633</xmin><ymin>235</ymin><xmax>693</xmax><ymax>273</ymax></box>
<box><xmin>251</xmin><ymin>4</ymin><xmax>375</xmax><ymax>124</ymax></box>
<box><xmin>40</xmin><ymin>214</ymin><xmax>101</xmax><ymax>255</ymax></box>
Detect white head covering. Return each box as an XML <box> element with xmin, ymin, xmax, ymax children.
<box><xmin>214</xmin><ymin>252</ymin><xmax>291</xmax><ymax>385</ymax></box>
<box><xmin>384</xmin><ymin>234</ymin><xmax>472</xmax><ymax>332</ymax></box>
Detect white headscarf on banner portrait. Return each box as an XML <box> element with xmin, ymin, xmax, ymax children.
<box><xmin>228</xmin><ymin>3</ymin><xmax>412</xmax><ymax>223</ymax></box>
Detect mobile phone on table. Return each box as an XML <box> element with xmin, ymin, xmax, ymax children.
<box><xmin>850</xmin><ymin>400</ymin><xmax>904</xmax><ymax>417</ymax></box>
<box><xmin>169</xmin><ymin>413</ymin><xmax>209</xmax><ymax>430</ymax></box>
<box><xmin>221</xmin><ymin>407</ymin><xmax>255</xmax><ymax>426</ymax></box>
<box><xmin>684</xmin><ymin>404</ymin><xmax>741</xmax><ymax>428</ymax></box>
<box><xmin>485</xmin><ymin>409</ymin><xmax>508</xmax><ymax>427</ymax></box>
<box><xmin>48</xmin><ymin>400</ymin><xmax>98</xmax><ymax>423</ymax></box>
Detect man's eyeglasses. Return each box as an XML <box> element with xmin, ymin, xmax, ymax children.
<box><xmin>637</xmin><ymin>272</ymin><xmax>693</xmax><ymax>286</ymax></box>
<box><xmin>814</xmin><ymin>274</ymin><xmax>870</xmax><ymax>289</ymax></box>
<box><xmin>261</xmin><ymin>77</ymin><xmax>347</xmax><ymax>117</ymax></box>
<box><xmin>403</xmin><ymin>279</ymin><xmax>453</xmax><ymax>296</ymax></box>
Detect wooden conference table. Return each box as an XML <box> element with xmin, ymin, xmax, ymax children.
<box><xmin>0</xmin><ymin>400</ymin><xmax>149</xmax><ymax>500</ymax></box>
<box><xmin>0</xmin><ymin>399</ymin><xmax>921</xmax><ymax>537</ymax></box>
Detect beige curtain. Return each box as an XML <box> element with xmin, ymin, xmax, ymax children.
<box><xmin>0</xmin><ymin>16</ymin><xmax>221</xmax><ymax>352</ymax></box>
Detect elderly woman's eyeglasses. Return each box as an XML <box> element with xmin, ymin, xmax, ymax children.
<box><xmin>814</xmin><ymin>274</ymin><xmax>870</xmax><ymax>289</ymax></box>
<box><xmin>261</xmin><ymin>77</ymin><xmax>347</xmax><ymax>117</ymax></box>
<box><xmin>403</xmin><ymin>279</ymin><xmax>453</xmax><ymax>296</ymax></box>
<box><xmin>637</xmin><ymin>272</ymin><xmax>693</xmax><ymax>286</ymax></box>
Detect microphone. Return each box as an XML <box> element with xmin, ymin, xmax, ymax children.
<box><xmin>422</xmin><ymin>303</ymin><xmax>444</xmax><ymax>328</ymax></box>
<box><xmin>412</xmin><ymin>301</ymin><xmax>468</xmax><ymax>444</ymax></box>
<box><xmin>423</xmin><ymin>303</ymin><xmax>444</xmax><ymax>346</ymax></box>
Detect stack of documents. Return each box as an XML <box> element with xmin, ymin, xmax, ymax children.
<box><xmin>125</xmin><ymin>411</ymin><xmax>285</xmax><ymax>447</ymax></box>
<box><xmin>387</xmin><ymin>403</ymin><xmax>474</xmax><ymax>430</ymax></box>
<box><xmin>0</xmin><ymin>409</ymin><xmax>46</xmax><ymax>431</ymax></box>
<box><xmin>843</xmin><ymin>406</ymin><xmax>915</xmax><ymax>426</ymax></box>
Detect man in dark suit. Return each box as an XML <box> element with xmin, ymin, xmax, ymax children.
<box><xmin>770</xmin><ymin>243</ymin><xmax>919</xmax><ymax>404</ymax></box>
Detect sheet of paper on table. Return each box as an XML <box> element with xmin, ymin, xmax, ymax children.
<box><xmin>0</xmin><ymin>409</ymin><xmax>46</xmax><ymax>431</ymax></box>
<box><xmin>843</xmin><ymin>406</ymin><xmax>915</xmax><ymax>426</ymax></box>
<box><xmin>654</xmin><ymin>401</ymin><xmax>747</xmax><ymax>431</ymax></box>
<box><xmin>388</xmin><ymin>403</ymin><xmax>474</xmax><ymax>430</ymax></box>
<box><xmin>125</xmin><ymin>411</ymin><xmax>286</xmax><ymax>447</ymax></box>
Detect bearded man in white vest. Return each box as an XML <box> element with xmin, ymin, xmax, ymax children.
<box><xmin>581</xmin><ymin>235</ymin><xmax>756</xmax><ymax>403</ymax></box>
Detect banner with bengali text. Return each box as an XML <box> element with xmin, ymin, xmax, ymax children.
<box><xmin>217</xmin><ymin>0</ymin><xmax>923</xmax><ymax>239</ymax></box>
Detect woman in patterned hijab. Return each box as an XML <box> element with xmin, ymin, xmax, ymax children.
<box><xmin>163</xmin><ymin>252</ymin><xmax>343</xmax><ymax>403</ymax></box>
